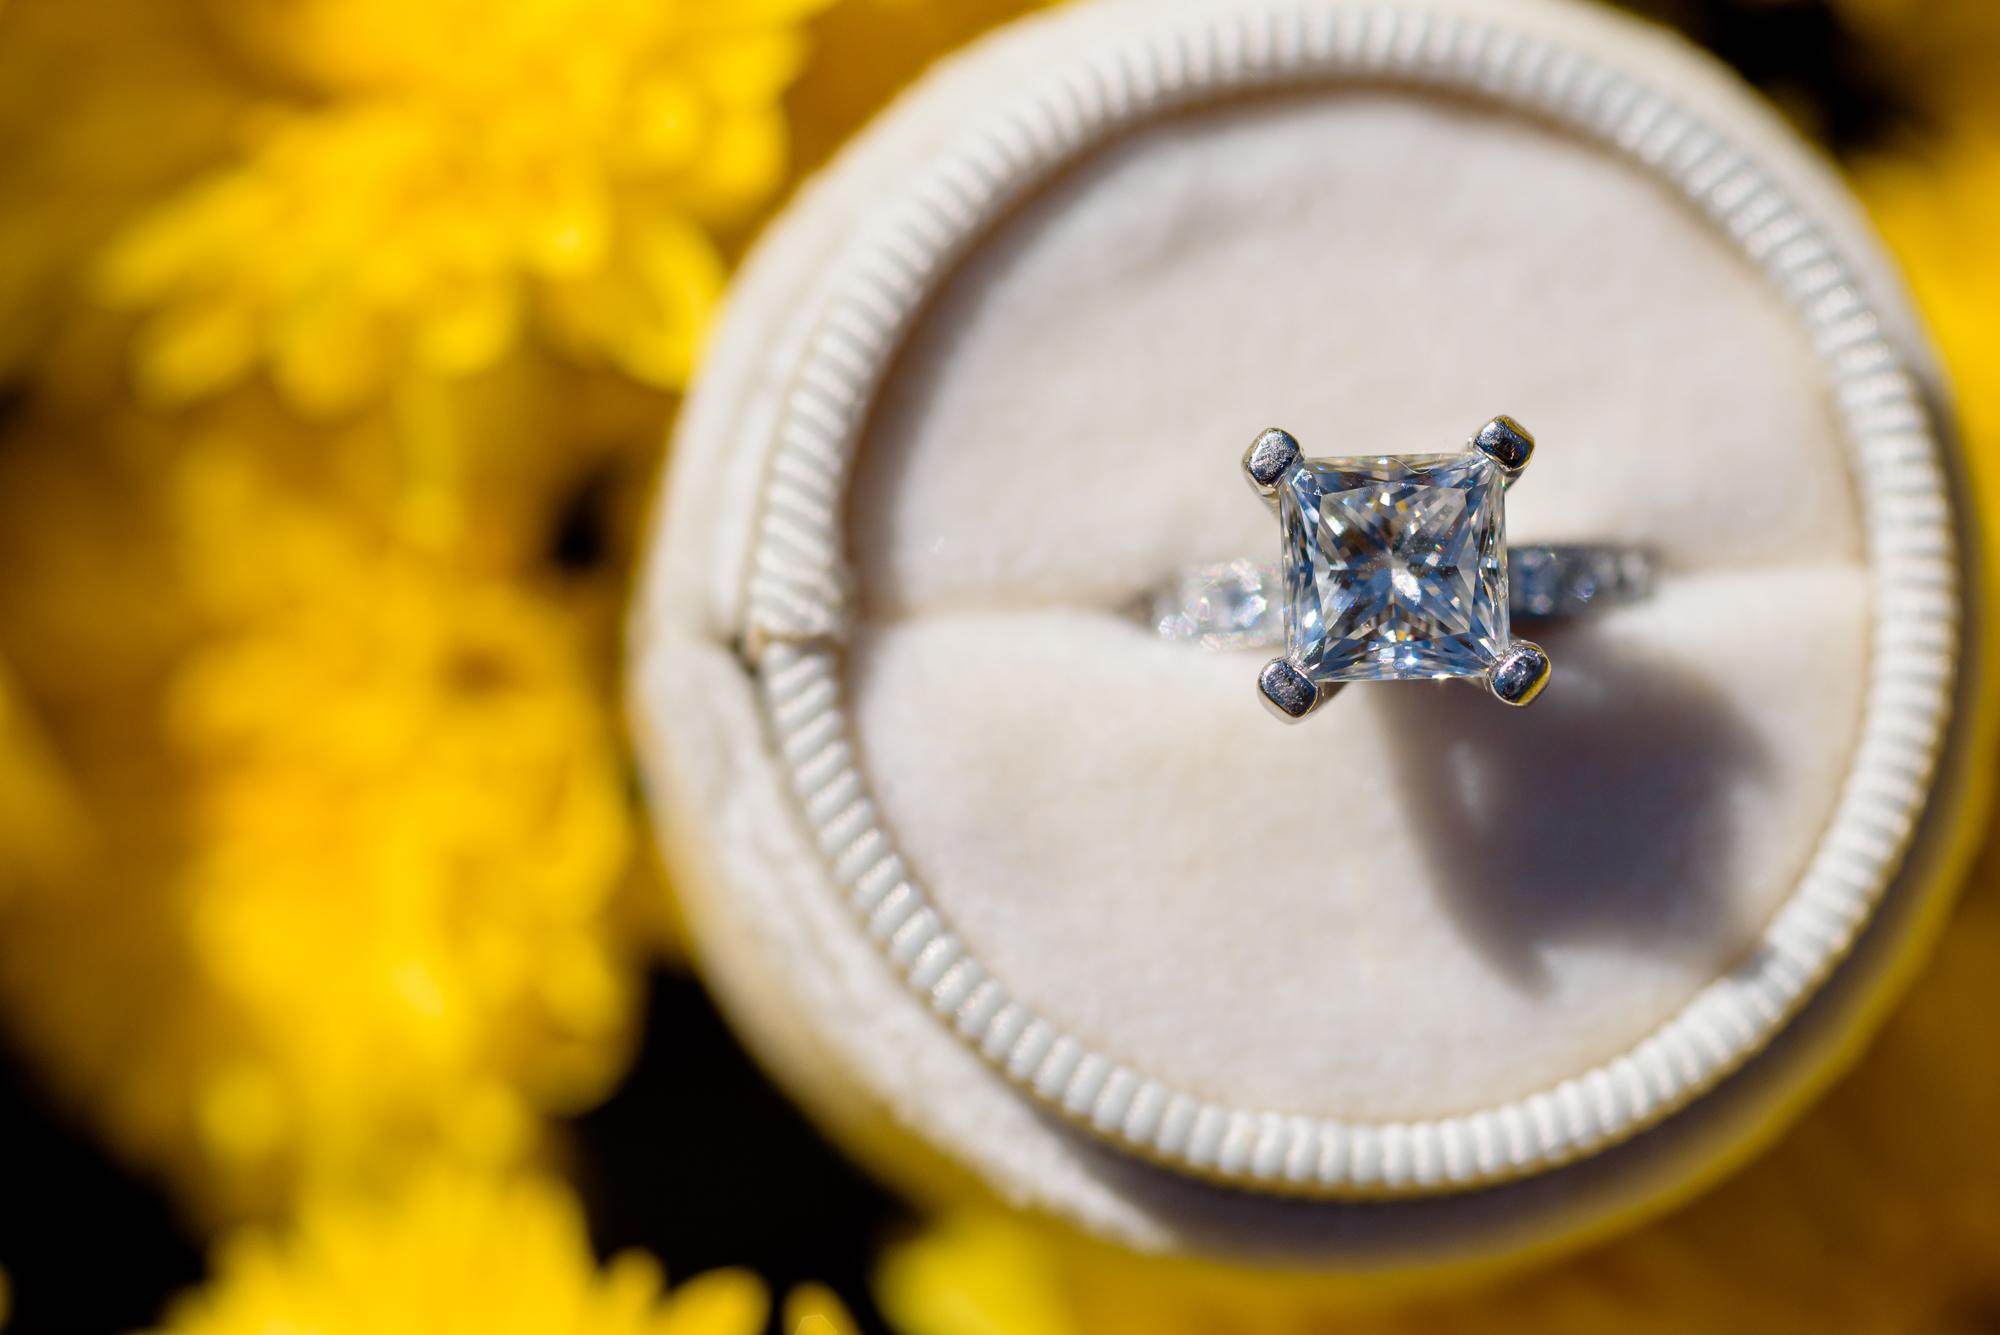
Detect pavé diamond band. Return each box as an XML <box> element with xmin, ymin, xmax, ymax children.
<box><xmin>1158</xmin><ymin>418</ymin><xmax>1653</xmax><ymax>720</ymax></box>
<box><xmin>1152</xmin><ymin>543</ymin><xmax>1653</xmax><ymax>650</ymax></box>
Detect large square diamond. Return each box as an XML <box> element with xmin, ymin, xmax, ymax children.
<box><xmin>1280</xmin><ymin>452</ymin><xmax>1510</xmax><ymax>682</ymax></box>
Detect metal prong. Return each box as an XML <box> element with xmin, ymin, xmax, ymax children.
<box><xmin>1243</xmin><ymin>428</ymin><xmax>1303</xmax><ymax>501</ymax></box>
<box><xmin>1487</xmin><ymin>640</ymin><xmax>1552</xmax><ymax>707</ymax></box>
<box><xmin>1259</xmin><ymin>657</ymin><xmax>1336</xmax><ymax>722</ymax></box>
<box><xmin>1471</xmin><ymin>416</ymin><xmax>1534</xmax><ymax>487</ymax></box>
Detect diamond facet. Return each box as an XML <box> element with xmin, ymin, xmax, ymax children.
<box><xmin>1280</xmin><ymin>453</ymin><xmax>1509</xmax><ymax>682</ymax></box>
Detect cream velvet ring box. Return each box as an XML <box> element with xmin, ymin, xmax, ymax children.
<box><xmin>629</xmin><ymin>0</ymin><xmax>1987</xmax><ymax>1274</ymax></box>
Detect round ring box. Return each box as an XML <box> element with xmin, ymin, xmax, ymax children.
<box><xmin>629</xmin><ymin>0</ymin><xmax>1987</xmax><ymax>1273</ymax></box>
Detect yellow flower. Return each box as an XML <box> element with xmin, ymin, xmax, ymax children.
<box><xmin>0</xmin><ymin>407</ymin><xmax>648</xmax><ymax>1220</ymax></box>
<box><xmin>152</xmin><ymin>1170</ymin><xmax>768</xmax><ymax>1335</ymax></box>
<box><xmin>97</xmin><ymin>0</ymin><xmax>826</xmax><ymax>415</ymax></box>
<box><xmin>164</xmin><ymin>435</ymin><xmax>638</xmax><ymax>1198</ymax></box>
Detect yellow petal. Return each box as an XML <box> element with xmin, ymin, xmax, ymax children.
<box><xmin>527</xmin><ymin>169</ymin><xmax>614</xmax><ymax>279</ymax></box>
<box><xmin>624</xmin><ymin>74</ymin><xmax>707</xmax><ymax>173</ymax></box>
<box><xmin>413</xmin><ymin>278</ymin><xmax>520</xmax><ymax>378</ymax></box>
<box><xmin>687</xmin><ymin>108</ymin><xmax>788</xmax><ymax>218</ymax></box>
<box><xmin>134</xmin><ymin>298</ymin><xmax>259</xmax><ymax>405</ymax></box>
<box><xmin>556</xmin><ymin>213</ymin><xmax>725</xmax><ymax>389</ymax></box>
<box><xmin>196</xmin><ymin>1064</ymin><xmax>289</xmax><ymax>1167</ymax></box>
<box><xmin>780</xmin><ymin>1283</ymin><xmax>861</xmax><ymax>1335</ymax></box>
<box><xmin>700</xmin><ymin>31</ymin><xmax>811</xmax><ymax>111</ymax></box>
<box><xmin>875</xmin><ymin>1211</ymin><xmax>1081</xmax><ymax>1335</ymax></box>
<box><xmin>269</xmin><ymin>290</ymin><xmax>390</xmax><ymax>417</ymax></box>
<box><xmin>97</xmin><ymin>174</ymin><xmax>265</xmax><ymax>308</ymax></box>
<box><xmin>660</xmin><ymin>1269</ymin><xmax>770</xmax><ymax>1335</ymax></box>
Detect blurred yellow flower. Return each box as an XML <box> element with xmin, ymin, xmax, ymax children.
<box><xmin>0</xmin><ymin>0</ymin><xmax>1052</xmax><ymax>1238</ymax></box>
<box><xmin>167</xmin><ymin>434</ymin><xmax>638</xmax><ymax>1195</ymax></box>
<box><xmin>97</xmin><ymin>0</ymin><xmax>826</xmax><ymax>415</ymax></box>
<box><xmin>151</xmin><ymin>1170</ymin><xmax>768</xmax><ymax>1335</ymax></box>
<box><xmin>0</xmin><ymin>407</ymin><xmax>647</xmax><ymax>1219</ymax></box>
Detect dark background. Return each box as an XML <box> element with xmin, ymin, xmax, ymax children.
<box><xmin>0</xmin><ymin>2</ymin><xmax>1915</xmax><ymax>1332</ymax></box>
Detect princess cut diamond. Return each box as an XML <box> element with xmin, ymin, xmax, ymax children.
<box><xmin>1280</xmin><ymin>452</ymin><xmax>1509</xmax><ymax>682</ymax></box>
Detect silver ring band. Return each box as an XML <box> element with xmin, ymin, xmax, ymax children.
<box><xmin>1151</xmin><ymin>544</ymin><xmax>1655</xmax><ymax>652</ymax></box>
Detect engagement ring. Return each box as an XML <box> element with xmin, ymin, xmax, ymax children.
<box><xmin>1153</xmin><ymin>418</ymin><xmax>1653</xmax><ymax>721</ymax></box>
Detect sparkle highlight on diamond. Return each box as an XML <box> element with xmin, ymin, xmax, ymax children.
<box><xmin>1279</xmin><ymin>452</ymin><xmax>1509</xmax><ymax>682</ymax></box>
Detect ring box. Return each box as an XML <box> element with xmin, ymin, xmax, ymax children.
<box><xmin>630</xmin><ymin>0</ymin><xmax>1986</xmax><ymax>1272</ymax></box>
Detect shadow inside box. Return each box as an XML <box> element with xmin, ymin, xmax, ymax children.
<box><xmin>568</xmin><ymin>968</ymin><xmax>912</xmax><ymax>1335</ymax></box>
<box><xmin>1377</xmin><ymin>623</ymin><xmax>1771</xmax><ymax>994</ymax></box>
